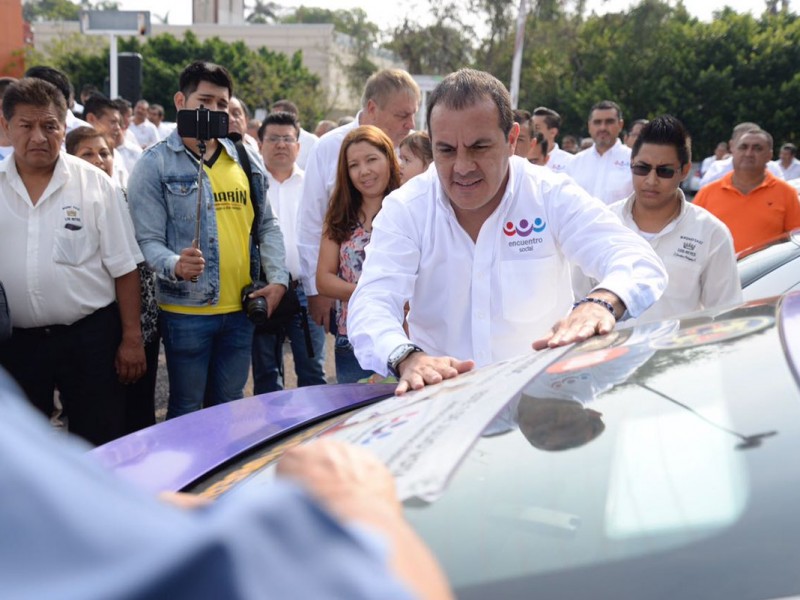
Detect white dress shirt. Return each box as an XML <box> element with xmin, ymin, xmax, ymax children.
<box><xmin>0</xmin><ymin>153</ymin><xmax>143</xmax><ymax>328</ymax></box>
<box><xmin>566</xmin><ymin>139</ymin><xmax>633</xmax><ymax>205</ymax></box>
<box><xmin>348</xmin><ymin>156</ymin><xmax>667</xmax><ymax>373</ymax></box>
<box><xmin>116</xmin><ymin>137</ymin><xmax>143</xmax><ymax>176</ymax></box>
<box><xmin>771</xmin><ymin>157</ymin><xmax>800</xmax><ymax>181</ymax></box>
<box><xmin>297</xmin><ymin>115</ymin><xmax>361</xmax><ymax>294</ymax></box>
<box><xmin>699</xmin><ymin>156</ymin><xmax>784</xmax><ymax>187</ymax></box>
<box><xmin>266</xmin><ymin>165</ymin><xmax>304</xmax><ymax>279</ymax></box>
<box><xmin>608</xmin><ymin>191</ymin><xmax>742</xmax><ymax>321</ymax></box>
<box><xmin>296</xmin><ymin>127</ymin><xmax>318</xmax><ymax>170</ymax></box>
<box><xmin>545</xmin><ymin>143</ymin><xmax>574</xmax><ymax>174</ymax></box>
<box><xmin>129</xmin><ymin>119</ymin><xmax>160</xmax><ymax>148</ymax></box>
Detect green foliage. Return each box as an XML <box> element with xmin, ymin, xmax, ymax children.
<box><xmin>281</xmin><ymin>6</ymin><xmax>380</xmax><ymax>101</ymax></box>
<box><xmin>25</xmin><ymin>31</ymin><xmax>325</xmax><ymax>127</ymax></box>
<box><xmin>23</xmin><ymin>0</ymin><xmax>119</xmax><ymax>22</ymax></box>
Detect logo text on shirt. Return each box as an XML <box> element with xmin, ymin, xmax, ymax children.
<box><xmin>674</xmin><ymin>235</ymin><xmax>703</xmax><ymax>262</ymax></box>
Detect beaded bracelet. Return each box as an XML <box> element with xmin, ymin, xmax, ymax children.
<box><xmin>572</xmin><ymin>297</ymin><xmax>617</xmax><ymax>320</ymax></box>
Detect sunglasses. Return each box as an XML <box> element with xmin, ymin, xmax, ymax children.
<box><xmin>630</xmin><ymin>163</ymin><xmax>679</xmax><ymax>178</ymax></box>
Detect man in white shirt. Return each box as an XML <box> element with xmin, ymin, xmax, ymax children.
<box><xmin>24</xmin><ymin>66</ymin><xmax>91</xmax><ymax>135</ymax></box>
<box><xmin>700</xmin><ymin>141</ymin><xmax>729</xmax><ymax>177</ymax></box>
<box><xmin>271</xmin><ymin>99</ymin><xmax>319</xmax><ymax>169</ymax></box>
<box><xmin>577</xmin><ymin>115</ymin><xmax>742</xmax><ymax>321</ymax></box>
<box><xmin>297</xmin><ymin>69</ymin><xmax>420</xmax><ymax>329</ymax></box>
<box><xmin>566</xmin><ymin>100</ymin><xmax>633</xmax><ymax>205</ymax></box>
<box><xmin>699</xmin><ymin>122</ymin><xmax>784</xmax><ymax>187</ymax></box>
<box><xmin>0</xmin><ymin>78</ymin><xmax>145</xmax><ymax>445</ymax></box>
<box><xmin>83</xmin><ymin>94</ymin><xmax>130</xmax><ymax>187</ymax></box>
<box><xmin>252</xmin><ymin>111</ymin><xmax>327</xmax><ymax>392</ymax></box>
<box><xmin>771</xmin><ymin>142</ymin><xmax>800</xmax><ymax>181</ymax></box>
<box><xmin>531</xmin><ymin>106</ymin><xmax>574</xmax><ymax>174</ymax></box>
<box><xmin>129</xmin><ymin>99</ymin><xmax>160</xmax><ymax>149</ymax></box>
<box><xmin>147</xmin><ymin>103</ymin><xmax>175</xmax><ymax>140</ymax></box>
<box><xmin>111</xmin><ymin>97</ymin><xmax>144</xmax><ymax>175</ymax></box>
<box><xmin>347</xmin><ymin>69</ymin><xmax>667</xmax><ymax>395</ymax></box>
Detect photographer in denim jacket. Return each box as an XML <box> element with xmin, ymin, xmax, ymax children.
<box><xmin>128</xmin><ymin>61</ymin><xmax>289</xmax><ymax>419</ymax></box>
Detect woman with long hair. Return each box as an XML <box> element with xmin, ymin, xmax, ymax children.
<box><xmin>316</xmin><ymin>125</ymin><xmax>401</xmax><ymax>383</ymax></box>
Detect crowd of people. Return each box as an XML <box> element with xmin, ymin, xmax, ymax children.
<box><xmin>1</xmin><ymin>56</ymin><xmax>800</xmax><ymax>598</ymax></box>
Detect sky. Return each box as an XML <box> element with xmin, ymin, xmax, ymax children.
<box><xmin>115</xmin><ymin>0</ymin><xmax>796</xmax><ymax>29</ymax></box>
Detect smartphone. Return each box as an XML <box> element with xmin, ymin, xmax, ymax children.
<box><xmin>176</xmin><ymin>107</ymin><xmax>229</xmax><ymax>141</ymax></box>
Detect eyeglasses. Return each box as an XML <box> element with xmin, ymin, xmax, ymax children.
<box><xmin>265</xmin><ymin>135</ymin><xmax>297</xmax><ymax>144</ymax></box>
<box><xmin>630</xmin><ymin>163</ymin><xmax>679</xmax><ymax>178</ymax></box>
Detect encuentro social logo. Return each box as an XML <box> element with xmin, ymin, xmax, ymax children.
<box><xmin>503</xmin><ymin>217</ymin><xmax>546</xmax><ymax>237</ymax></box>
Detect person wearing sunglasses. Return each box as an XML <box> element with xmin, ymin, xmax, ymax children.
<box><xmin>592</xmin><ymin>115</ymin><xmax>742</xmax><ymax>320</ymax></box>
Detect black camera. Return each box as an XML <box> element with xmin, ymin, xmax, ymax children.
<box><xmin>176</xmin><ymin>106</ymin><xmax>229</xmax><ymax>141</ymax></box>
<box><xmin>242</xmin><ymin>281</ymin><xmax>269</xmax><ymax>326</ymax></box>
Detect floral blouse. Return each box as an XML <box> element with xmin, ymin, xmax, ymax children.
<box><xmin>335</xmin><ymin>223</ymin><xmax>370</xmax><ymax>336</ymax></box>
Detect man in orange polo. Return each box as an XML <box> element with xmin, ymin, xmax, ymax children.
<box><xmin>694</xmin><ymin>128</ymin><xmax>800</xmax><ymax>253</ymax></box>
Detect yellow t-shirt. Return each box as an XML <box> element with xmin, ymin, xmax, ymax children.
<box><xmin>161</xmin><ymin>148</ymin><xmax>254</xmax><ymax>315</ymax></box>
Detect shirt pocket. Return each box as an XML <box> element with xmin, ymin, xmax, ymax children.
<box><xmin>52</xmin><ymin>227</ymin><xmax>96</xmax><ymax>266</ymax></box>
<box><xmin>500</xmin><ymin>257</ymin><xmax>559</xmax><ymax>322</ymax></box>
<box><xmin>164</xmin><ymin>180</ymin><xmax>200</xmax><ymax>223</ymax></box>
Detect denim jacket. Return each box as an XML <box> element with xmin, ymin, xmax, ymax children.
<box><xmin>128</xmin><ymin>130</ymin><xmax>289</xmax><ymax>306</ymax></box>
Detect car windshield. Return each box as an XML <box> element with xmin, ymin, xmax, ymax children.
<box><xmin>189</xmin><ymin>303</ymin><xmax>800</xmax><ymax>600</ymax></box>
<box><xmin>738</xmin><ymin>231</ymin><xmax>800</xmax><ymax>287</ymax></box>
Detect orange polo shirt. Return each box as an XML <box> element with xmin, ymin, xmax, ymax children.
<box><xmin>693</xmin><ymin>171</ymin><xmax>800</xmax><ymax>252</ymax></box>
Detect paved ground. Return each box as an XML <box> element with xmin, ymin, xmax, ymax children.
<box><xmin>154</xmin><ymin>335</ymin><xmax>337</xmax><ymax>422</ymax></box>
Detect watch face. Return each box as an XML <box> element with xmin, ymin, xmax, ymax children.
<box><xmin>389</xmin><ymin>344</ymin><xmax>414</xmax><ymax>365</ymax></box>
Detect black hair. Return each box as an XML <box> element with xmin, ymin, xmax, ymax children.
<box><xmin>2</xmin><ymin>77</ymin><xmax>67</xmax><ymax>123</ymax></box>
<box><xmin>588</xmin><ymin>99</ymin><xmax>622</xmax><ymax>121</ymax></box>
<box><xmin>532</xmin><ymin>106</ymin><xmax>562</xmax><ymax>130</ymax></box>
<box><xmin>258</xmin><ymin>110</ymin><xmax>300</xmax><ymax>141</ymax></box>
<box><xmin>631</xmin><ymin>114</ymin><xmax>691</xmax><ymax>166</ymax></box>
<box><xmin>427</xmin><ymin>68</ymin><xmax>513</xmax><ymax>139</ymax></box>
<box><xmin>83</xmin><ymin>94</ymin><xmax>118</xmax><ymax>119</ymax></box>
<box><xmin>24</xmin><ymin>65</ymin><xmax>71</xmax><ymax>104</ymax></box>
<box><xmin>178</xmin><ymin>61</ymin><xmax>233</xmax><ymax>99</ymax></box>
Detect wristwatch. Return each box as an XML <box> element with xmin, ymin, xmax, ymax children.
<box><xmin>387</xmin><ymin>343</ymin><xmax>424</xmax><ymax>377</ymax></box>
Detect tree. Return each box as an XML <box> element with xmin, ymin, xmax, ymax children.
<box><xmin>281</xmin><ymin>7</ymin><xmax>381</xmax><ymax>101</ymax></box>
<box><xmin>246</xmin><ymin>0</ymin><xmax>282</xmax><ymax>24</ymax></box>
<box><xmin>25</xmin><ymin>31</ymin><xmax>326</xmax><ymax>127</ymax></box>
<box><xmin>23</xmin><ymin>0</ymin><xmax>119</xmax><ymax>22</ymax></box>
<box><xmin>387</xmin><ymin>18</ymin><xmax>473</xmax><ymax>75</ymax></box>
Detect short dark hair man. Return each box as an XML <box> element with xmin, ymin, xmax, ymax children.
<box><xmin>566</xmin><ymin>99</ymin><xmax>633</xmax><ymax>205</ymax></box>
<box><xmin>0</xmin><ymin>78</ymin><xmax>146</xmax><ymax>444</ymax></box>
<box><xmin>624</xmin><ymin>118</ymin><xmax>648</xmax><ymax>148</ymax></box>
<box><xmin>582</xmin><ymin>115</ymin><xmax>742</xmax><ymax>319</ymax></box>
<box><xmin>269</xmin><ymin>98</ymin><xmax>318</xmax><ymax>169</ymax></box>
<box><xmin>83</xmin><ymin>94</ymin><xmax>129</xmax><ymax>185</ymax></box>
<box><xmin>512</xmin><ymin>109</ymin><xmax>532</xmax><ymax>158</ymax></box>
<box><xmin>252</xmin><ymin>111</ymin><xmax>327</xmax><ymax>392</ymax></box>
<box><xmin>695</xmin><ymin>127</ymin><xmax>800</xmax><ymax>252</ymax></box>
<box><xmin>348</xmin><ymin>69</ymin><xmax>666</xmax><ymax>395</ymax></box>
<box><xmin>531</xmin><ymin>106</ymin><xmax>573</xmax><ymax>172</ymax></box>
<box><xmin>127</xmin><ymin>61</ymin><xmax>289</xmax><ymax>418</ymax></box>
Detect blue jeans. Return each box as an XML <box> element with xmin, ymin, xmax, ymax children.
<box><xmin>160</xmin><ymin>310</ymin><xmax>254</xmax><ymax>419</ymax></box>
<box><xmin>251</xmin><ymin>288</ymin><xmax>327</xmax><ymax>394</ymax></box>
<box><xmin>334</xmin><ymin>334</ymin><xmax>373</xmax><ymax>383</ymax></box>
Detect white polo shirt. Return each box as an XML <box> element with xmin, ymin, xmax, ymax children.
<box><xmin>699</xmin><ymin>156</ymin><xmax>784</xmax><ymax>187</ymax></box>
<box><xmin>545</xmin><ymin>143</ymin><xmax>574</xmax><ymax>174</ymax></box>
<box><xmin>348</xmin><ymin>156</ymin><xmax>667</xmax><ymax>372</ymax></box>
<box><xmin>0</xmin><ymin>152</ymin><xmax>143</xmax><ymax>328</ymax></box>
<box><xmin>608</xmin><ymin>191</ymin><xmax>742</xmax><ymax>321</ymax></box>
<box><xmin>297</xmin><ymin>115</ymin><xmax>361</xmax><ymax>294</ymax></box>
<box><xmin>566</xmin><ymin>139</ymin><xmax>633</xmax><ymax>205</ymax></box>
<box><xmin>266</xmin><ymin>165</ymin><xmax>304</xmax><ymax>280</ymax></box>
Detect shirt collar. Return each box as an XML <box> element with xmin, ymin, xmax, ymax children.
<box><xmin>621</xmin><ymin>188</ymin><xmax>688</xmax><ymax>240</ymax></box>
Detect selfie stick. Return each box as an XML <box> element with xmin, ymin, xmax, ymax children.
<box><xmin>190</xmin><ymin>109</ymin><xmax>208</xmax><ymax>284</ymax></box>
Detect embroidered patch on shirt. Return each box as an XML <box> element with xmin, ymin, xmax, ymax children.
<box><xmin>62</xmin><ymin>205</ymin><xmax>82</xmax><ymax>231</ymax></box>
